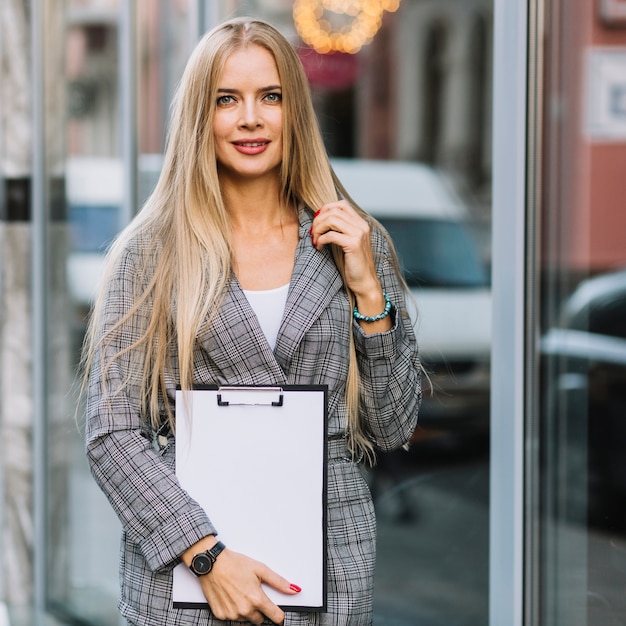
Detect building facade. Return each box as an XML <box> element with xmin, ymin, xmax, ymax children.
<box><xmin>1</xmin><ymin>0</ymin><xmax>625</xmax><ymax>624</ymax></box>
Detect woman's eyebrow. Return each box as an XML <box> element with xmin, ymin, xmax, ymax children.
<box><xmin>216</xmin><ymin>84</ymin><xmax>282</xmax><ymax>94</ymax></box>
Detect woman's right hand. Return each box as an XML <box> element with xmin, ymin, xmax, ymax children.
<box><xmin>184</xmin><ymin>539</ymin><xmax>301</xmax><ymax>625</ymax></box>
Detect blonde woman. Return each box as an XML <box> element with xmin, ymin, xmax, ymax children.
<box><xmin>83</xmin><ymin>16</ymin><xmax>420</xmax><ymax>626</ymax></box>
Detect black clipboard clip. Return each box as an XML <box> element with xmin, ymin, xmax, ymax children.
<box><xmin>216</xmin><ymin>386</ymin><xmax>284</xmax><ymax>407</ymax></box>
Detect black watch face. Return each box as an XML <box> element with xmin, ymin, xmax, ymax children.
<box><xmin>192</xmin><ymin>553</ymin><xmax>212</xmax><ymax>575</ymax></box>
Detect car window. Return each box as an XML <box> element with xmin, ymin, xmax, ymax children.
<box><xmin>377</xmin><ymin>217</ymin><xmax>489</xmax><ymax>288</ymax></box>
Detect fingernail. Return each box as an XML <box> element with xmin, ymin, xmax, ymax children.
<box><xmin>290</xmin><ymin>583</ymin><xmax>302</xmax><ymax>593</ymax></box>
<box><xmin>313</xmin><ymin>210</ymin><xmax>321</xmax><ymax>218</ymax></box>
<box><xmin>309</xmin><ymin>226</ymin><xmax>313</xmax><ymax>235</ymax></box>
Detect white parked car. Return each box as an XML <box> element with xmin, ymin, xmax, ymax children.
<box><xmin>331</xmin><ymin>159</ymin><xmax>491</xmax><ymax>438</ymax></box>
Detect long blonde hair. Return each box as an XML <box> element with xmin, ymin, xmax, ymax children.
<box><xmin>82</xmin><ymin>17</ymin><xmax>398</xmax><ymax>463</ymax></box>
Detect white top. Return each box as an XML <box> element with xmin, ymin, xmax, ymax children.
<box><xmin>242</xmin><ymin>283</ymin><xmax>290</xmax><ymax>350</ymax></box>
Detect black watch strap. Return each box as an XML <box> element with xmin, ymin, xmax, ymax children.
<box><xmin>189</xmin><ymin>540</ymin><xmax>226</xmax><ymax>577</ymax></box>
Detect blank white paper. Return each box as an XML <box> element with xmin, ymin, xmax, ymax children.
<box><xmin>172</xmin><ymin>386</ymin><xmax>327</xmax><ymax>611</ymax></box>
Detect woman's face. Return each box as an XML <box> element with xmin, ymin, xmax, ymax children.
<box><xmin>213</xmin><ymin>44</ymin><xmax>283</xmax><ymax>183</ymax></box>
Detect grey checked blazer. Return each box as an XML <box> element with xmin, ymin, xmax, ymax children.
<box><xmin>86</xmin><ymin>207</ymin><xmax>421</xmax><ymax>626</ymax></box>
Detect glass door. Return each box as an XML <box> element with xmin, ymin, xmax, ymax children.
<box><xmin>39</xmin><ymin>1</ymin><xmax>495</xmax><ymax>623</ymax></box>
<box><xmin>530</xmin><ymin>0</ymin><xmax>626</xmax><ymax>624</ymax></box>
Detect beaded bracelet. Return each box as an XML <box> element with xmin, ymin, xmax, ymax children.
<box><xmin>353</xmin><ymin>292</ymin><xmax>392</xmax><ymax>322</ymax></box>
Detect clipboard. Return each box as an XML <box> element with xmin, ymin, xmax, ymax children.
<box><xmin>173</xmin><ymin>385</ymin><xmax>328</xmax><ymax>612</ymax></box>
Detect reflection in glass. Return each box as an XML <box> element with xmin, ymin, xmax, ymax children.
<box><xmin>39</xmin><ymin>1</ymin><xmax>494</xmax><ymax>624</ymax></box>
<box><xmin>315</xmin><ymin>2</ymin><xmax>494</xmax><ymax>623</ymax></box>
<box><xmin>296</xmin><ymin>6</ymin><xmax>494</xmax><ymax>625</ymax></box>
<box><xmin>379</xmin><ymin>218</ymin><xmax>489</xmax><ymax>288</ymax></box>
<box><xmin>536</xmin><ymin>0</ymin><xmax>626</xmax><ymax>624</ymax></box>
<box><xmin>46</xmin><ymin>1</ymin><xmax>195</xmax><ymax>624</ymax></box>
<box><xmin>540</xmin><ymin>269</ymin><xmax>626</xmax><ymax>625</ymax></box>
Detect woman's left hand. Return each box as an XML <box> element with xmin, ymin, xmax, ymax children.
<box><xmin>311</xmin><ymin>200</ymin><xmax>392</xmax><ymax>332</ymax></box>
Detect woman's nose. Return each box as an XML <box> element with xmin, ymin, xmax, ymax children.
<box><xmin>239</xmin><ymin>100</ymin><xmax>262</xmax><ymax>128</ymax></box>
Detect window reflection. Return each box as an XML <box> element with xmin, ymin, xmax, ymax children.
<box><xmin>540</xmin><ymin>269</ymin><xmax>626</xmax><ymax>624</ymax></box>
<box><xmin>537</xmin><ymin>0</ymin><xmax>626</xmax><ymax>623</ymax></box>
<box><xmin>379</xmin><ymin>218</ymin><xmax>488</xmax><ymax>288</ymax></box>
<box><xmin>47</xmin><ymin>1</ymin><xmax>494</xmax><ymax>624</ymax></box>
<box><xmin>321</xmin><ymin>4</ymin><xmax>494</xmax><ymax>623</ymax></box>
<box><xmin>48</xmin><ymin>2</ymin><xmax>195</xmax><ymax>624</ymax></box>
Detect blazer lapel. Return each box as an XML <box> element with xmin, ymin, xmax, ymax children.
<box><xmin>196</xmin><ymin>277</ymin><xmax>288</xmax><ymax>385</ymax></box>
<box><xmin>195</xmin><ymin>209</ymin><xmax>343</xmax><ymax>383</ymax></box>
<box><xmin>273</xmin><ymin>211</ymin><xmax>344</xmax><ymax>374</ymax></box>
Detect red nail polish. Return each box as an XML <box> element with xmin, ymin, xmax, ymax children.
<box><xmin>313</xmin><ymin>209</ymin><xmax>321</xmax><ymax>218</ymax></box>
<box><xmin>290</xmin><ymin>583</ymin><xmax>302</xmax><ymax>593</ymax></box>
<box><xmin>309</xmin><ymin>226</ymin><xmax>313</xmax><ymax>235</ymax></box>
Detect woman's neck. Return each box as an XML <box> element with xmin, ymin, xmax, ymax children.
<box><xmin>221</xmin><ymin>172</ymin><xmax>287</xmax><ymax>225</ymax></box>
<box><xmin>223</xmin><ymin>176</ymin><xmax>299</xmax><ymax>290</ymax></box>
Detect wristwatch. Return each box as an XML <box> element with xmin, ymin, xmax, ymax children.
<box><xmin>189</xmin><ymin>540</ymin><xmax>226</xmax><ymax>576</ymax></box>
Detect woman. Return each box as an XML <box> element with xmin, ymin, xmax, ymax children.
<box><xmin>83</xmin><ymin>16</ymin><xmax>420</xmax><ymax>626</ymax></box>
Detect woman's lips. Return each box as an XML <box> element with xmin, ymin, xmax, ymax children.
<box><xmin>232</xmin><ymin>140</ymin><xmax>270</xmax><ymax>155</ymax></box>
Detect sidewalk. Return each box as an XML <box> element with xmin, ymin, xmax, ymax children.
<box><xmin>2</xmin><ymin>605</ymin><xmax>67</xmax><ymax>626</ymax></box>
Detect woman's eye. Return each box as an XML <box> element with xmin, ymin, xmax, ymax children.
<box><xmin>217</xmin><ymin>95</ymin><xmax>235</xmax><ymax>106</ymax></box>
<box><xmin>264</xmin><ymin>92</ymin><xmax>282</xmax><ymax>103</ymax></box>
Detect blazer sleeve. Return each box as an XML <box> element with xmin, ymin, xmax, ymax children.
<box><xmin>85</xmin><ymin>244</ymin><xmax>216</xmax><ymax>573</ymax></box>
<box><xmin>352</xmin><ymin>226</ymin><xmax>421</xmax><ymax>451</ymax></box>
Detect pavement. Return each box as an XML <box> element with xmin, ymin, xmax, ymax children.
<box><xmin>370</xmin><ymin>444</ymin><xmax>489</xmax><ymax>626</ymax></box>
